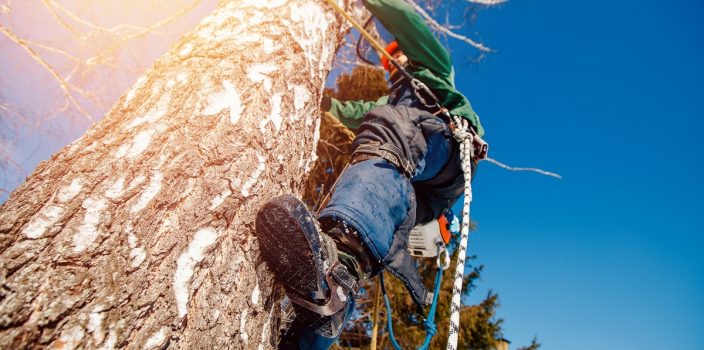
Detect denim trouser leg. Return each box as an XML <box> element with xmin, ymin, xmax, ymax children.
<box><xmin>295</xmin><ymin>297</ymin><xmax>356</xmax><ymax>349</ymax></box>
<box><xmin>297</xmin><ymin>107</ymin><xmax>457</xmax><ymax>348</ymax></box>
<box><xmin>320</xmin><ymin>159</ymin><xmax>415</xmax><ymax>261</ymax></box>
<box><xmin>319</xmin><ymin>128</ymin><xmax>451</xmax><ymax>263</ymax></box>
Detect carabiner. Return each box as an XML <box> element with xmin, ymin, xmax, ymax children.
<box><xmin>436</xmin><ymin>243</ymin><xmax>450</xmax><ymax>270</ymax></box>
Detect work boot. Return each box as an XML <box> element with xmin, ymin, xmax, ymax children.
<box><xmin>320</xmin><ymin>218</ymin><xmax>380</xmax><ymax>281</ymax></box>
<box><xmin>255</xmin><ymin>195</ymin><xmax>363</xmax><ymax>338</ymax></box>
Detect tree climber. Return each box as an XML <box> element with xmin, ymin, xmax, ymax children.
<box><xmin>255</xmin><ymin>0</ymin><xmax>484</xmax><ymax>348</ymax></box>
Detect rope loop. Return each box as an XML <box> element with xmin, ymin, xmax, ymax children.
<box><xmin>451</xmin><ymin>116</ymin><xmax>473</xmax><ymax>143</ymax></box>
<box><xmin>422</xmin><ymin>319</ymin><xmax>438</xmax><ymax>337</ymax></box>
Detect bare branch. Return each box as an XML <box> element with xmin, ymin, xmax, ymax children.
<box><xmin>483</xmin><ymin>157</ymin><xmax>562</xmax><ymax>179</ymax></box>
<box><xmin>41</xmin><ymin>0</ymin><xmax>82</xmax><ymax>36</ymax></box>
<box><xmin>43</xmin><ymin>0</ymin><xmax>122</xmax><ymax>34</ymax></box>
<box><xmin>319</xmin><ymin>139</ymin><xmax>347</xmax><ymax>154</ymax></box>
<box><xmin>404</xmin><ymin>0</ymin><xmax>492</xmax><ymax>52</ymax></box>
<box><xmin>0</xmin><ymin>24</ymin><xmax>94</xmax><ymax>122</ymax></box>
<box><xmin>84</xmin><ymin>0</ymin><xmax>202</xmax><ymax>64</ymax></box>
<box><xmin>1</xmin><ymin>103</ymin><xmax>33</xmax><ymax>128</ymax></box>
<box><xmin>468</xmin><ymin>0</ymin><xmax>508</xmax><ymax>5</ymax></box>
<box><xmin>20</xmin><ymin>37</ymin><xmax>81</xmax><ymax>63</ymax></box>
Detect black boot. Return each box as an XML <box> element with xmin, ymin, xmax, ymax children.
<box><xmin>320</xmin><ymin>218</ymin><xmax>380</xmax><ymax>282</ymax></box>
<box><xmin>255</xmin><ymin>195</ymin><xmax>363</xmax><ymax>339</ymax></box>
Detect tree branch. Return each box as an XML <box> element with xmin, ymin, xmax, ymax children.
<box><xmin>83</xmin><ymin>0</ymin><xmax>202</xmax><ymax>64</ymax></box>
<box><xmin>41</xmin><ymin>0</ymin><xmax>82</xmax><ymax>36</ymax></box>
<box><xmin>0</xmin><ymin>24</ymin><xmax>94</xmax><ymax>122</ymax></box>
<box><xmin>404</xmin><ymin>0</ymin><xmax>492</xmax><ymax>52</ymax></box>
<box><xmin>21</xmin><ymin>37</ymin><xmax>81</xmax><ymax>63</ymax></box>
<box><xmin>483</xmin><ymin>157</ymin><xmax>562</xmax><ymax>179</ymax></box>
<box><xmin>468</xmin><ymin>0</ymin><xmax>508</xmax><ymax>6</ymax></box>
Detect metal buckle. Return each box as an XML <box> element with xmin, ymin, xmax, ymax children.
<box><xmin>436</xmin><ymin>244</ymin><xmax>450</xmax><ymax>270</ymax></box>
<box><xmin>285</xmin><ymin>262</ymin><xmax>353</xmax><ymax>316</ymax></box>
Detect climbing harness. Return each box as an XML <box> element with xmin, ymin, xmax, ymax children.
<box><xmin>322</xmin><ymin>0</ymin><xmax>487</xmax><ymax>347</ymax></box>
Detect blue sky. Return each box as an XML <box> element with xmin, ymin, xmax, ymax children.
<box><xmin>452</xmin><ymin>0</ymin><xmax>703</xmax><ymax>349</ymax></box>
<box><xmin>2</xmin><ymin>1</ymin><xmax>702</xmax><ymax>349</ymax></box>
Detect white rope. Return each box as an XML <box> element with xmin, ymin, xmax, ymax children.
<box><xmin>446</xmin><ymin>117</ymin><xmax>475</xmax><ymax>350</ymax></box>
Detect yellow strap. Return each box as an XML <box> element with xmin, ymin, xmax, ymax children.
<box><xmin>322</xmin><ymin>0</ymin><xmax>399</xmax><ymax>65</ymax></box>
<box><xmin>371</xmin><ymin>278</ymin><xmax>382</xmax><ymax>350</ymax></box>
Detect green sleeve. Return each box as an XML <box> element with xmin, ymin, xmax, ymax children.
<box><xmin>327</xmin><ymin>96</ymin><xmax>388</xmax><ymax>130</ymax></box>
<box><xmin>363</xmin><ymin>0</ymin><xmax>453</xmax><ymax>78</ymax></box>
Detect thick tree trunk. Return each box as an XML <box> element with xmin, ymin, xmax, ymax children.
<box><xmin>0</xmin><ymin>0</ymin><xmax>351</xmax><ymax>348</ymax></box>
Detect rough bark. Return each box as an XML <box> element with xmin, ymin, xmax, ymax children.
<box><xmin>0</xmin><ymin>0</ymin><xmax>351</xmax><ymax>348</ymax></box>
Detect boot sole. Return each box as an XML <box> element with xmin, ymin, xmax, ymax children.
<box><xmin>255</xmin><ymin>195</ymin><xmax>327</xmax><ymax>303</ymax></box>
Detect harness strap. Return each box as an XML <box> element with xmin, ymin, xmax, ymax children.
<box><xmin>351</xmin><ymin>142</ymin><xmax>415</xmax><ymax>177</ymax></box>
<box><xmin>286</xmin><ymin>261</ymin><xmax>360</xmax><ymax>316</ymax></box>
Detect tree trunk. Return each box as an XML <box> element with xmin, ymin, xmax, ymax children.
<box><xmin>0</xmin><ymin>0</ymin><xmax>351</xmax><ymax>348</ymax></box>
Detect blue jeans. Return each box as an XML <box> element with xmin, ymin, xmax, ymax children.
<box><xmin>320</xmin><ymin>132</ymin><xmax>450</xmax><ymax>264</ymax></box>
<box><xmin>293</xmin><ymin>298</ymin><xmax>356</xmax><ymax>349</ymax></box>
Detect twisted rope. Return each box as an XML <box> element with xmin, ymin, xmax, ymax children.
<box><xmin>447</xmin><ymin>117</ymin><xmax>475</xmax><ymax>350</ymax></box>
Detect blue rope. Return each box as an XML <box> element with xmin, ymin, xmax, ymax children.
<box><xmin>380</xmin><ymin>273</ymin><xmax>403</xmax><ymax>350</ymax></box>
<box><xmin>379</xmin><ymin>265</ymin><xmax>445</xmax><ymax>350</ymax></box>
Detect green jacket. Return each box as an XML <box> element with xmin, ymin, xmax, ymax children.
<box><xmin>327</xmin><ymin>0</ymin><xmax>484</xmax><ymax>136</ymax></box>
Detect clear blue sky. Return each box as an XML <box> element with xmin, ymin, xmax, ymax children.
<box><xmin>450</xmin><ymin>1</ymin><xmax>703</xmax><ymax>349</ymax></box>
<box><xmin>2</xmin><ymin>1</ymin><xmax>702</xmax><ymax>349</ymax></box>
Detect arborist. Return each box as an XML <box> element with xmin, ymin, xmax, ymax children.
<box><xmin>255</xmin><ymin>0</ymin><xmax>486</xmax><ymax>348</ymax></box>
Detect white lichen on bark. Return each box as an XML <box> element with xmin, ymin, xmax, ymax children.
<box><xmin>130</xmin><ymin>171</ymin><xmax>163</xmax><ymax>213</ymax></box>
<box><xmin>124</xmin><ymin>75</ymin><xmax>147</xmax><ymax>107</ymax></box>
<box><xmin>259</xmin><ymin>93</ymin><xmax>283</xmax><ymax>134</ymax></box>
<box><xmin>105</xmin><ymin>177</ymin><xmax>125</xmax><ymax>199</ymax></box>
<box><xmin>305</xmin><ymin>116</ymin><xmax>321</xmax><ymax>172</ymax></box>
<box><xmin>87</xmin><ymin>305</ymin><xmax>105</xmax><ymax>344</ymax></box>
<box><xmin>126</xmin><ymin>129</ymin><xmax>156</xmax><ymax>159</ymax></box>
<box><xmin>209</xmin><ymin>187</ymin><xmax>232</xmax><ymax>210</ymax></box>
<box><xmin>22</xmin><ymin>205</ymin><xmax>64</xmax><ymax>239</ymax></box>
<box><xmin>56</xmin><ymin>325</ymin><xmax>85</xmax><ymax>350</ymax></box>
<box><xmin>173</xmin><ymin>227</ymin><xmax>219</xmax><ymax>318</ymax></box>
<box><xmin>179</xmin><ymin>43</ymin><xmax>193</xmax><ymax>57</ymax></box>
<box><xmin>247</xmin><ymin>63</ymin><xmax>278</xmax><ymax>92</ymax></box>
<box><xmin>72</xmin><ymin>197</ymin><xmax>107</xmax><ymax>253</ymax></box>
<box><xmin>241</xmin><ymin>152</ymin><xmax>266</xmax><ymax>198</ymax></box>
<box><xmin>127</xmin><ymin>229</ymin><xmax>146</xmax><ymax>268</ymax></box>
<box><xmin>252</xmin><ymin>282</ymin><xmax>261</xmax><ymax>305</ymax></box>
<box><xmin>258</xmin><ymin>306</ymin><xmax>275</xmax><ymax>350</ymax></box>
<box><xmin>127</xmin><ymin>94</ymin><xmax>171</xmax><ymax>129</ymax></box>
<box><xmin>292</xmin><ymin>84</ymin><xmax>311</xmax><ymax>112</ymax></box>
<box><xmin>142</xmin><ymin>327</ymin><xmax>167</xmax><ymax>349</ymax></box>
<box><xmin>202</xmin><ymin>80</ymin><xmax>242</xmax><ymax>124</ymax></box>
<box><xmin>97</xmin><ymin>327</ymin><xmax>117</xmax><ymax>350</ymax></box>
<box><xmin>239</xmin><ymin>306</ymin><xmax>249</xmax><ymax>344</ymax></box>
<box><xmin>57</xmin><ymin>179</ymin><xmax>83</xmax><ymax>202</ymax></box>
